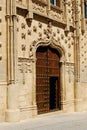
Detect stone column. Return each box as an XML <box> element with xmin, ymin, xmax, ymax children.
<box><xmin>60</xmin><ymin>59</ymin><xmax>66</xmax><ymax>111</ymax></box>
<box><xmin>32</xmin><ymin>59</ymin><xmax>37</xmax><ymax>117</ymax></box>
<box><xmin>74</xmin><ymin>0</ymin><xmax>81</xmax><ymax>111</ymax></box>
<box><xmin>5</xmin><ymin>0</ymin><xmax>20</xmax><ymax>122</ymax></box>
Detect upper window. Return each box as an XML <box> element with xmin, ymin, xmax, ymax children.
<box><xmin>84</xmin><ymin>2</ymin><xmax>87</xmax><ymax>18</ymax></box>
<box><xmin>50</xmin><ymin>0</ymin><xmax>60</xmax><ymax>7</ymax></box>
<box><xmin>50</xmin><ymin>0</ymin><xmax>56</xmax><ymax>5</ymax></box>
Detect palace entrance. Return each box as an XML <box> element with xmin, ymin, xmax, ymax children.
<box><xmin>36</xmin><ymin>46</ymin><xmax>61</xmax><ymax>114</ymax></box>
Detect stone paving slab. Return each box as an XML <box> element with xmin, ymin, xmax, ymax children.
<box><xmin>0</xmin><ymin>111</ymin><xmax>87</xmax><ymax>130</ymax></box>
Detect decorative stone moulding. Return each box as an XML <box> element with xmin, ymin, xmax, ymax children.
<box><xmin>17</xmin><ymin>17</ymin><xmax>19</xmax><ymax>22</ymax></box>
<box><xmin>71</xmin><ymin>33</ymin><xmax>74</xmax><ymax>38</ymax></box>
<box><xmin>43</xmin><ymin>29</ymin><xmax>47</xmax><ymax>35</ymax></box>
<box><xmin>68</xmin><ymin>9</ymin><xmax>71</xmax><ymax>13</ymax></box>
<box><xmin>71</xmin><ymin>41</ymin><xmax>74</xmax><ymax>45</ymax></box>
<box><xmin>57</xmin><ymin>28</ymin><xmax>60</xmax><ymax>33</ymax></box>
<box><xmin>61</xmin><ymin>34</ymin><xmax>64</xmax><ymax>39</ymax></box>
<box><xmin>53</xmin><ymin>32</ymin><xmax>56</xmax><ymax>37</ymax></box>
<box><xmin>17</xmin><ymin>28</ymin><xmax>19</xmax><ymax>32</ymax></box>
<box><xmin>68</xmin><ymin>53</ymin><xmax>71</xmax><ymax>57</ymax></box>
<box><xmin>38</xmin><ymin>22</ymin><xmax>42</xmax><ymax>28</ymax></box>
<box><xmin>84</xmin><ymin>35</ymin><xmax>86</xmax><ymax>38</ymax></box>
<box><xmin>68</xmin><ymin>36</ymin><xmax>71</xmax><ymax>40</ymax></box>
<box><xmin>68</xmin><ymin>44</ymin><xmax>71</xmax><ymax>48</ymax></box>
<box><xmin>33</xmin><ymin>0</ymin><xmax>46</xmax><ymax>15</ymax></box>
<box><xmin>33</xmin><ymin>26</ymin><xmax>37</xmax><ymax>32</ymax></box>
<box><xmin>27</xmin><ymin>29</ymin><xmax>31</xmax><ymax>35</ymax></box>
<box><xmin>22</xmin><ymin>44</ymin><xmax>26</xmax><ymax>51</ymax></box>
<box><xmin>39</xmin><ymin>32</ymin><xmax>42</xmax><ymax>37</ymax></box>
<box><xmin>68</xmin><ymin>2</ymin><xmax>71</xmax><ymax>6</ymax></box>
<box><xmin>81</xmin><ymin>38</ymin><xmax>83</xmax><ymax>41</ymax></box>
<box><xmin>21</xmin><ymin>23</ymin><xmax>26</xmax><ymax>29</ymax></box>
<box><xmin>69</xmin><ymin>19</ymin><xmax>71</xmax><ymax>22</ymax></box>
<box><xmin>57</xmin><ymin>37</ymin><xmax>60</xmax><ymax>42</ymax></box>
<box><xmin>65</xmin><ymin>39</ymin><xmax>67</xmax><ymax>44</ymax></box>
<box><xmin>82</xmin><ymin>69</ymin><xmax>84</xmax><ymax>72</ymax></box>
<box><xmin>21</xmin><ymin>33</ymin><xmax>26</xmax><ymax>39</ymax></box>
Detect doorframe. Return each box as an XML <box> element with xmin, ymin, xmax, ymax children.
<box><xmin>30</xmin><ymin>38</ymin><xmax>66</xmax><ymax>114</ymax></box>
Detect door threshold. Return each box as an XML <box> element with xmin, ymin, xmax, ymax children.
<box><xmin>37</xmin><ymin>110</ymin><xmax>63</xmax><ymax>118</ymax></box>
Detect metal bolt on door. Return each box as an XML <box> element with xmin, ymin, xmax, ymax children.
<box><xmin>36</xmin><ymin>46</ymin><xmax>61</xmax><ymax>114</ymax></box>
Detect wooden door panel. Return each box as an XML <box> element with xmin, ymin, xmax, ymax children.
<box><xmin>36</xmin><ymin>46</ymin><xmax>60</xmax><ymax>114</ymax></box>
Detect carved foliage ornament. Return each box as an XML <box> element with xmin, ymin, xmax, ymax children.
<box><xmin>18</xmin><ymin>58</ymin><xmax>32</xmax><ymax>84</ymax></box>
<box><xmin>29</xmin><ymin>36</ymin><xmax>65</xmax><ymax>60</ymax></box>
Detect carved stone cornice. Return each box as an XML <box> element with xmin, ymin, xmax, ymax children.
<box><xmin>32</xmin><ymin>0</ymin><xmax>47</xmax><ymax>6</ymax></box>
<box><xmin>16</xmin><ymin>0</ymin><xmax>67</xmax><ymax>28</ymax></box>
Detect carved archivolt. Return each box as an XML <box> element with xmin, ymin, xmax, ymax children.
<box><xmin>29</xmin><ymin>37</ymin><xmax>66</xmax><ymax>63</ymax></box>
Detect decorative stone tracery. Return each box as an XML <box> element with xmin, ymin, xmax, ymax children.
<box><xmin>28</xmin><ymin>35</ymin><xmax>66</xmax><ymax>113</ymax></box>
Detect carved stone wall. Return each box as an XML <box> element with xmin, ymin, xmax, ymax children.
<box><xmin>0</xmin><ymin>0</ymin><xmax>7</xmax><ymax>122</ymax></box>
<box><xmin>80</xmin><ymin>33</ymin><xmax>87</xmax><ymax>82</ymax></box>
<box><xmin>1</xmin><ymin>0</ymin><xmax>87</xmax><ymax>122</ymax></box>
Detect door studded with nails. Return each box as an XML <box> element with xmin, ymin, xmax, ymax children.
<box><xmin>36</xmin><ymin>46</ymin><xmax>61</xmax><ymax>114</ymax></box>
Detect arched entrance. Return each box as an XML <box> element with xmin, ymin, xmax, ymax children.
<box><xmin>36</xmin><ymin>46</ymin><xmax>61</xmax><ymax>114</ymax></box>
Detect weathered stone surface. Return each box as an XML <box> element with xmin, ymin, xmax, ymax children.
<box><xmin>0</xmin><ymin>0</ymin><xmax>87</xmax><ymax>122</ymax></box>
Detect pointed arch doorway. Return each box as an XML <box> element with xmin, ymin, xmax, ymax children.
<box><xmin>36</xmin><ymin>46</ymin><xmax>61</xmax><ymax>114</ymax></box>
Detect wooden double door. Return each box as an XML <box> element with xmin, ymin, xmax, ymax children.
<box><xmin>36</xmin><ymin>46</ymin><xmax>61</xmax><ymax>114</ymax></box>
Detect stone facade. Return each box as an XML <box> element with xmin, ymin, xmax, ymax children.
<box><xmin>0</xmin><ymin>0</ymin><xmax>87</xmax><ymax>122</ymax></box>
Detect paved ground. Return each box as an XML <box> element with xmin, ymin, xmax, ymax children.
<box><xmin>0</xmin><ymin>111</ymin><xmax>87</xmax><ymax>130</ymax></box>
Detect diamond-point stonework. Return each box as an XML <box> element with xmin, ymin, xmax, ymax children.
<box><xmin>0</xmin><ymin>0</ymin><xmax>87</xmax><ymax>123</ymax></box>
